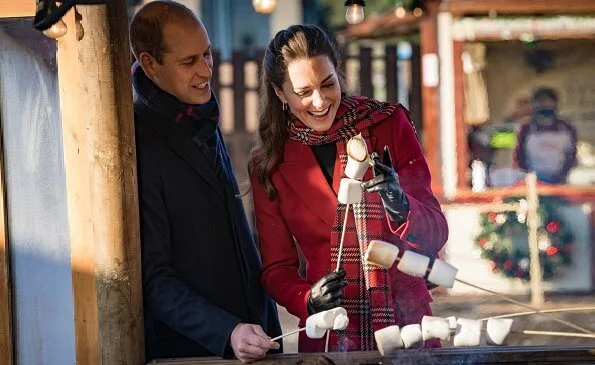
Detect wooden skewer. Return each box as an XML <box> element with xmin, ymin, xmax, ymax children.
<box><xmin>513</xmin><ymin>329</ymin><xmax>595</xmax><ymax>339</ymax></box>
<box><xmin>335</xmin><ymin>203</ymin><xmax>350</xmax><ymax>272</ymax></box>
<box><xmin>455</xmin><ymin>278</ymin><xmax>592</xmax><ymax>334</ymax></box>
<box><xmin>480</xmin><ymin>307</ymin><xmax>595</xmax><ymax>321</ymax></box>
<box><xmin>270</xmin><ymin>327</ymin><xmax>306</xmax><ymax>342</ymax></box>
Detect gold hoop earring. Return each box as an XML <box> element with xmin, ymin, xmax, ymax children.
<box><xmin>282</xmin><ymin>102</ymin><xmax>288</xmax><ymax>111</ymax></box>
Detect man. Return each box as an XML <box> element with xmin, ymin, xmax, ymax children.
<box><xmin>129</xmin><ymin>1</ymin><xmax>281</xmax><ymax>362</ymax></box>
<box><xmin>514</xmin><ymin>87</ymin><xmax>578</xmax><ymax>184</ymax></box>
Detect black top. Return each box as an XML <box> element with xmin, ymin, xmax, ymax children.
<box><xmin>310</xmin><ymin>143</ymin><xmax>337</xmax><ymax>187</ymax></box>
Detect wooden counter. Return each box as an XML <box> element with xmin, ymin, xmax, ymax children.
<box><xmin>150</xmin><ymin>345</ymin><xmax>595</xmax><ymax>364</ymax></box>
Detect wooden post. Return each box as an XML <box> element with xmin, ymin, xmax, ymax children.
<box><xmin>56</xmin><ymin>2</ymin><xmax>144</xmax><ymax>364</ymax></box>
<box><xmin>409</xmin><ymin>44</ymin><xmax>423</xmax><ymax>136</ymax></box>
<box><xmin>359</xmin><ymin>46</ymin><xmax>373</xmax><ymax>98</ymax></box>
<box><xmin>526</xmin><ymin>172</ymin><xmax>544</xmax><ymax>307</ymax></box>
<box><xmin>453</xmin><ymin>40</ymin><xmax>468</xmax><ymax>191</ymax></box>
<box><xmin>419</xmin><ymin>0</ymin><xmax>442</xmax><ymax>194</ymax></box>
<box><xmin>0</xmin><ymin>132</ymin><xmax>13</xmax><ymax>365</ymax></box>
<box><xmin>385</xmin><ymin>45</ymin><xmax>398</xmax><ymax>103</ymax></box>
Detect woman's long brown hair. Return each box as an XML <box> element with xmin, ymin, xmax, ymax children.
<box><xmin>249</xmin><ymin>25</ymin><xmax>344</xmax><ymax>200</ymax></box>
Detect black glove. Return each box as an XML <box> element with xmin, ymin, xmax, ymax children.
<box><xmin>307</xmin><ymin>268</ymin><xmax>348</xmax><ymax>315</ymax></box>
<box><xmin>362</xmin><ymin>146</ymin><xmax>409</xmax><ymax>224</ymax></box>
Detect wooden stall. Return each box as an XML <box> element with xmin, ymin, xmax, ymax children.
<box><xmin>0</xmin><ymin>1</ymin><xmax>143</xmax><ymax>364</ymax></box>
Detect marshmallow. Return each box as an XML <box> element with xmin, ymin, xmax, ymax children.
<box><xmin>400</xmin><ymin>324</ymin><xmax>423</xmax><ymax>348</ymax></box>
<box><xmin>446</xmin><ymin>316</ymin><xmax>457</xmax><ymax>336</ymax></box>
<box><xmin>374</xmin><ymin>325</ymin><xmax>404</xmax><ymax>356</ymax></box>
<box><xmin>427</xmin><ymin>259</ymin><xmax>458</xmax><ymax>288</ymax></box>
<box><xmin>421</xmin><ymin>316</ymin><xmax>451</xmax><ymax>341</ymax></box>
<box><xmin>307</xmin><ymin>309</ymin><xmax>336</xmax><ymax>329</ymax></box>
<box><xmin>397</xmin><ymin>250</ymin><xmax>430</xmax><ymax>278</ymax></box>
<box><xmin>338</xmin><ymin>178</ymin><xmax>363</xmax><ymax>204</ymax></box>
<box><xmin>345</xmin><ymin>157</ymin><xmax>370</xmax><ymax>181</ymax></box>
<box><xmin>305</xmin><ymin>319</ymin><xmax>327</xmax><ymax>339</ymax></box>
<box><xmin>347</xmin><ymin>134</ymin><xmax>369</xmax><ymax>162</ymax></box>
<box><xmin>333</xmin><ymin>313</ymin><xmax>349</xmax><ymax>331</ymax></box>
<box><xmin>486</xmin><ymin>318</ymin><xmax>513</xmax><ymax>346</ymax></box>
<box><xmin>364</xmin><ymin>240</ymin><xmax>399</xmax><ymax>269</ymax></box>
<box><xmin>453</xmin><ymin>318</ymin><xmax>482</xmax><ymax>347</ymax></box>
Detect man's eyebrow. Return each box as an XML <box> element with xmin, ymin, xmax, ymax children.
<box><xmin>294</xmin><ymin>74</ymin><xmax>334</xmax><ymax>91</ymax></box>
<box><xmin>177</xmin><ymin>45</ymin><xmax>212</xmax><ymax>61</ymax></box>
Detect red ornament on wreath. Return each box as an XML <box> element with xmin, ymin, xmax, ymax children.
<box><xmin>545</xmin><ymin>221</ymin><xmax>559</xmax><ymax>233</ymax></box>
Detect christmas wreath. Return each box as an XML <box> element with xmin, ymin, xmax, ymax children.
<box><xmin>474</xmin><ymin>196</ymin><xmax>574</xmax><ymax>280</ymax></box>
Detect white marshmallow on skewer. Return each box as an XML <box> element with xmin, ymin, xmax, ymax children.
<box><xmin>345</xmin><ymin>134</ymin><xmax>370</xmax><ymax>180</ymax></box>
<box><xmin>446</xmin><ymin>316</ymin><xmax>457</xmax><ymax>336</ymax></box>
<box><xmin>427</xmin><ymin>259</ymin><xmax>458</xmax><ymax>288</ymax></box>
<box><xmin>333</xmin><ymin>313</ymin><xmax>349</xmax><ymax>330</ymax></box>
<box><xmin>453</xmin><ymin>318</ymin><xmax>482</xmax><ymax>347</ymax></box>
<box><xmin>338</xmin><ymin>178</ymin><xmax>363</xmax><ymax>204</ymax></box>
<box><xmin>345</xmin><ymin>157</ymin><xmax>370</xmax><ymax>181</ymax></box>
<box><xmin>397</xmin><ymin>250</ymin><xmax>430</xmax><ymax>278</ymax></box>
<box><xmin>305</xmin><ymin>320</ymin><xmax>327</xmax><ymax>339</ymax></box>
<box><xmin>374</xmin><ymin>325</ymin><xmax>404</xmax><ymax>356</ymax></box>
<box><xmin>421</xmin><ymin>316</ymin><xmax>451</xmax><ymax>341</ymax></box>
<box><xmin>486</xmin><ymin>318</ymin><xmax>514</xmax><ymax>346</ymax></box>
<box><xmin>364</xmin><ymin>240</ymin><xmax>399</xmax><ymax>268</ymax></box>
<box><xmin>400</xmin><ymin>324</ymin><xmax>424</xmax><ymax>348</ymax></box>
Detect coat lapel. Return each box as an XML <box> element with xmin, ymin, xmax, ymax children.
<box><xmin>278</xmin><ymin>139</ymin><xmax>337</xmax><ymax>227</ymax></box>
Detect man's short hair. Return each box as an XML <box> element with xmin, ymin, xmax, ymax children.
<box><xmin>129</xmin><ymin>0</ymin><xmax>199</xmax><ymax>64</ymax></box>
<box><xmin>532</xmin><ymin>87</ymin><xmax>559</xmax><ymax>104</ymax></box>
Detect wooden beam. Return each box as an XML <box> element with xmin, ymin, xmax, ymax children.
<box><xmin>448</xmin><ymin>0</ymin><xmax>595</xmax><ymax>16</ymax></box>
<box><xmin>0</xmin><ymin>123</ymin><xmax>13</xmax><ymax>365</ymax></box>
<box><xmin>56</xmin><ymin>2</ymin><xmax>144</xmax><ymax>364</ymax></box>
<box><xmin>452</xmin><ymin>41</ymin><xmax>468</xmax><ymax>191</ymax></box>
<box><xmin>0</xmin><ymin>1</ymin><xmax>35</xmax><ymax>18</ymax></box>
<box><xmin>419</xmin><ymin>0</ymin><xmax>442</xmax><ymax>194</ymax></box>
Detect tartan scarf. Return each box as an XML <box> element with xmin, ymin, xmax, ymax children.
<box><xmin>287</xmin><ymin>96</ymin><xmax>398</xmax><ymax>351</ymax></box>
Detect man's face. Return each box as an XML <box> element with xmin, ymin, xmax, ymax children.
<box><xmin>533</xmin><ymin>97</ymin><xmax>558</xmax><ymax>125</ymax></box>
<box><xmin>144</xmin><ymin>19</ymin><xmax>213</xmax><ymax>105</ymax></box>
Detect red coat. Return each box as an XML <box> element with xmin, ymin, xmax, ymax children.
<box><xmin>251</xmin><ymin>105</ymin><xmax>448</xmax><ymax>352</ymax></box>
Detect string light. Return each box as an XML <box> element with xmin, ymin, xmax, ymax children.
<box><xmin>252</xmin><ymin>0</ymin><xmax>277</xmax><ymax>14</ymax></box>
<box><xmin>345</xmin><ymin>0</ymin><xmax>366</xmax><ymax>25</ymax></box>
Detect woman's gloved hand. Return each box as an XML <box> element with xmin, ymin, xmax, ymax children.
<box><xmin>307</xmin><ymin>268</ymin><xmax>348</xmax><ymax>315</ymax></box>
<box><xmin>362</xmin><ymin>146</ymin><xmax>409</xmax><ymax>224</ymax></box>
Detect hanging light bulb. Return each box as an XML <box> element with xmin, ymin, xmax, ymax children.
<box><xmin>345</xmin><ymin>0</ymin><xmax>366</xmax><ymax>25</ymax></box>
<box><xmin>252</xmin><ymin>0</ymin><xmax>277</xmax><ymax>14</ymax></box>
<box><xmin>395</xmin><ymin>6</ymin><xmax>406</xmax><ymax>18</ymax></box>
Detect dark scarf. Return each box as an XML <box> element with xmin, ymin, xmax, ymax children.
<box><xmin>132</xmin><ymin>61</ymin><xmax>219</xmax><ymax>143</ymax></box>
<box><xmin>132</xmin><ymin>62</ymin><xmax>223</xmax><ymax>175</ymax></box>
<box><xmin>287</xmin><ymin>96</ymin><xmax>398</xmax><ymax>351</ymax></box>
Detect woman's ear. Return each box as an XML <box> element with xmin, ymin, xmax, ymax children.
<box><xmin>272</xmin><ymin>84</ymin><xmax>287</xmax><ymax>105</ymax></box>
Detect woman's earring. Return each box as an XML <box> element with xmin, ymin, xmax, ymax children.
<box><xmin>282</xmin><ymin>102</ymin><xmax>288</xmax><ymax>111</ymax></box>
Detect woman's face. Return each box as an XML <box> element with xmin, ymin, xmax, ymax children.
<box><xmin>276</xmin><ymin>55</ymin><xmax>342</xmax><ymax>132</ymax></box>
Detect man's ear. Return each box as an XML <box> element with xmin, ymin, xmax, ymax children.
<box><xmin>272</xmin><ymin>84</ymin><xmax>287</xmax><ymax>105</ymax></box>
<box><xmin>139</xmin><ymin>51</ymin><xmax>158</xmax><ymax>78</ymax></box>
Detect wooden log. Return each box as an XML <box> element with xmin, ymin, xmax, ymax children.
<box><xmin>525</xmin><ymin>172</ymin><xmax>544</xmax><ymax>307</ymax></box>
<box><xmin>419</xmin><ymin>0</ymin><xmax>442</xmax><ymax>194</ymax></box>
<box><xmin>0</xmin><ymin>1</ymin><xmax>35</xmax><ymax>18</ymax></box>
<box><xmin>0</xmin><ymin>113</ymin><xmax>13</xmax><ymax>365</ymax></box>
<box><xmin>56</xmin><ymin>2</ymin><xmax>144</xmax><ymax>364</ymax></box>
<box><xmin>448</xmin><ymin>0</ymin><xmax>595</xmax><ymax>16</ymax></box>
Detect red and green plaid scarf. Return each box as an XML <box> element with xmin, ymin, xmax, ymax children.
<box><xmin>287</xmin><ymin>95</ymin><xmax>398</xmax><ymax>351</ymax></box>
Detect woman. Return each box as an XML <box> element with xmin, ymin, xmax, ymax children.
<box><xmin>250</xmin><ymin>25</ymin><xmax>448</xmax><ymax>352</ymax></box>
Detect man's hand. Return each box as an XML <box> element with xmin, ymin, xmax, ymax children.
<box><xmin>362</xmin><ymin>146</ymin><xmax>409</xmax><ymax>224</ymax></box>
<box><xmin>307</xmin><ymin>268</ymin><xmax>348</xmax><ymax>315</ymax></box>
<box><xmin>230</xmin><ymin>323</ymin><xmax>280</xmax><ymax>363</ymax></box>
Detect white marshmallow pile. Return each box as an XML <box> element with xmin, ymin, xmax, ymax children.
<box><xmin>305</xmin><ymin>307</ymin><xmax>350</xmax><ymax>339</ymax></box>
<box><xmin>374</xmin><ymin>315</ymin><xmax>514</xmax><ymax>355</ymax></box>
<box><xmin>363</xmin><ymin>239</ymin><xmax>458</xmax><ymax>289</ymax></box>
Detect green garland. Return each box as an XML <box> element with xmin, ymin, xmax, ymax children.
<box><xmin>474</xmin><ymin>196</ymin><xmax>575</xmax><ymax>281</ymax></box>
